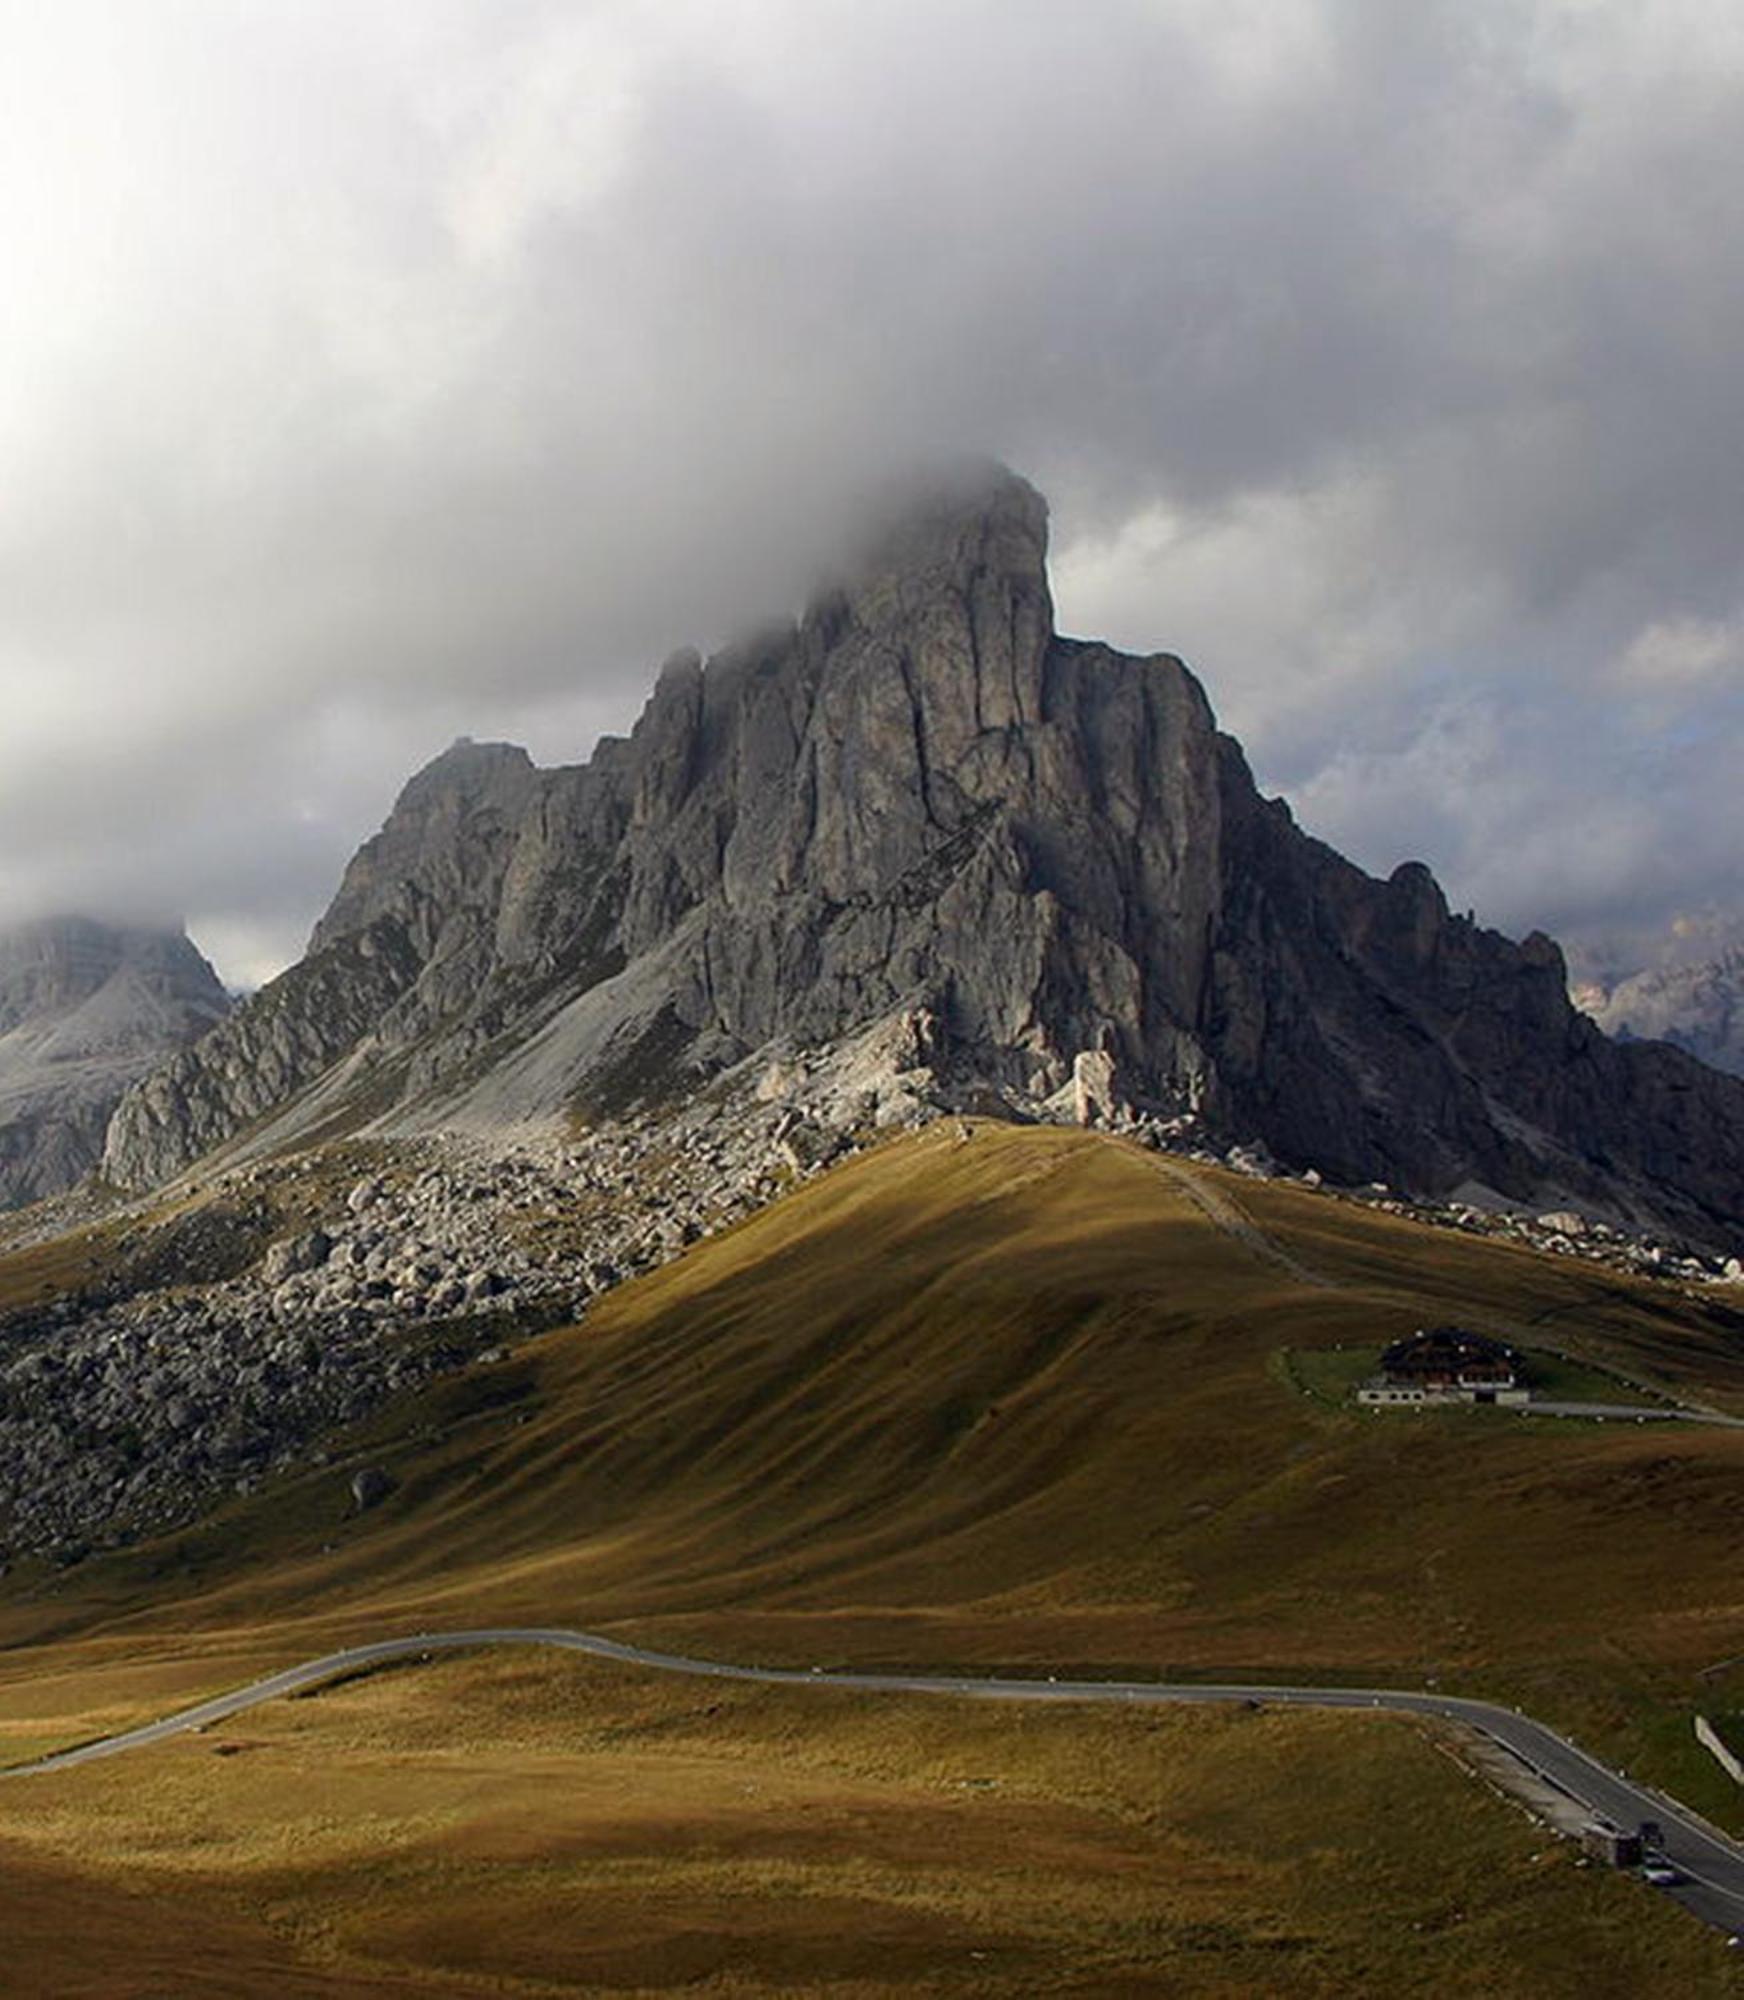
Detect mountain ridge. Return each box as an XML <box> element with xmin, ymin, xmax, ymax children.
<box><xmin>0</xmin><ymin>916</ymin><xmax>229</xmax><ymax>1209</ymax></box>
<box><xmin>101</xmin><ymin>465</ymin><xmax>1744</xmax><ymax>1241</ymax></box>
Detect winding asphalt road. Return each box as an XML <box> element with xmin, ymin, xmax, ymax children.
<box><xmin>9</xmin><ymin>1626</ymin><xmax>1744</xmax><ymax>1938</ymax></box>
<box><xmin>1517</xmin><ymin>1400</ymin><xmax>1744</xmax><ymax>1428</ymax></box>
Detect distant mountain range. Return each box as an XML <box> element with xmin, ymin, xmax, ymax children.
<box><xmin>1578</xmin><ymin>949</ymin><xmax>1744</xmax><ymax>1080</ymax></box>
<box><xmin>0</xmin><ymin>917</ymin><xmax>228</xmax><ymax>1209</ymax></box>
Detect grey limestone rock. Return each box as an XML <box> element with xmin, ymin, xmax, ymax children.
<box><xmin>349</xmin><ymin>1465</ymin><xmax>393</xmax><ymax>1512</ymax></box>
<box><xmin>0</xmin><ymin>917</ymin><xmax>229</xmax><ymax>1209</ymax></box>
<box><xmin>99</xmin><ymin>464</ymin><xmax>1744</xmax><ymax>1241</ymax></box>
<box><xmin>1582</xmin><ymin>946</ymin><xmax>1744</xmax><ymax>1079</ymax></box>
<box><xmin>260</xmin><ymin>1229</ymin><xmax>332</xmax><ymax>1286</ymax></box>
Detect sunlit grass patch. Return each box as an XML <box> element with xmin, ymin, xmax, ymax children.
<box><xmin>1</xmin><ymin>1125</ymin><xmax>1744</xmax><ymax>1985</ymax></box>
<box><xmin>0</xmin><ymin>1649</ymin><xmax>1733</xmax><ymax>1996</ymax></box>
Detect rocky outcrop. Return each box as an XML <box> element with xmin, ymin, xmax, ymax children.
<box><xmin>0</xmin><ymin>1069</ymin><xmax>865</xmax><ymax>1561</ymax></box>
<box><xmin>101</xmin><ymin>464</ymin><xmax>1744</xmax><ymax>1240</ymax></box>
<box><xmin>0</xmin><ymin>918</ymin><xmax>229</xmax><ymax>1209</ymax></box>
<box><xmin>1204</xmin><ymin>773</ymin><xmax>1744</xmax><ymax>1231</ymax></box>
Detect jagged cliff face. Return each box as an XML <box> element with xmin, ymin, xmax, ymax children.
<box><xmin>0</xmin><ymin>917</ymin><xmax>229</xmax><ymax>1208</ymax></box>
<box><xmin>103</xmin><ymin>468</ymin><xmax>1744</xmax><ymax>1239</ymax></box>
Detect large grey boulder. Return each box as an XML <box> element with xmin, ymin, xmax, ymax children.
<box><xmin>349</xmin><ymin>1465</ymin><xmax>394</xmax><ymax>1513</ymax></box>
<box><xmin>260</xmin><ymin>1229</ymin><xmax>332</xmax><ymax>1287</ymax></box>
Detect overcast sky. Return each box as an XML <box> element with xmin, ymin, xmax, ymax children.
<box><xmin>2</xmin><ymin>0</ymin><xmax>1741</xmax><ymax>988</ymax></box>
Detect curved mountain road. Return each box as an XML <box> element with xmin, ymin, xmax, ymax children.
<box><xmin>9</xmin><ymin>1626</ymin><xmax>1744</xmax><ymax>1937</ymax></box>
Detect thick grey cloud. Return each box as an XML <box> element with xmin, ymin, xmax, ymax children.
<box><xmin>1</xmin><ymin>0</ymin><xmax>1740</xmax><ymax>984</ymax></box>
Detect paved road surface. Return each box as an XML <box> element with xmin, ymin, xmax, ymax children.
<box><xmin>1518</xmin><ymin>1400</ymin><xmax>1744</xmax><ymax>1428</ymax></box>
<box><xmin>9</xmin><ymin>1626</ymin><xmax>1744</xmax><ymax>1937</ymax></box>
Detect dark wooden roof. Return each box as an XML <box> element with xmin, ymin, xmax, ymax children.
<box><xmin>1379</xmin><ymin>1326</ymin><xmax>1517</xmax><ymax>1383</ymax></box>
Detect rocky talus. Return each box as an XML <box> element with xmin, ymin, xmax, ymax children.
<box><xmin>0</xmin><ymin>917</ymin><xmax>229</xmax><ymax>1209</ymax></box>
<box><xmin>103</xmin><ymin>466</ymin><xmax>1744</xmax><ymax>1240</ymax></box>
<box><xmin>0</xmin><ymin>1061</ymin><xmax>852</xmax><ymax>1561</ymax></box>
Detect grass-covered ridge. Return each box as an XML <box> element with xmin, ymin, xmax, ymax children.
<box><xmin>4</xmin><ymin>1125</ymin><xmax>1743</xmax><ymax>1717</ymax></box>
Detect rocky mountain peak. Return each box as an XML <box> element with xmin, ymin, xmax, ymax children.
<box><xmin>309</xmin><ymin>738</ymin><xmax>539</xmax><ymax>961</ymax></box>
<box><xmin>99</xmin><ymin>467</ymin><xmax>1744</xmax><ymax>1242</ymax></box>
<box><xmin>0</xmin><ymin>916</ymin><xmax>229</xmax><ymax>1209</ymax></box>
<box><xmin>0</xmin><ymin>917</ymin><xmax>227</xmax><ymax>1051</ymax></box>
<box><xmin>402</xmin><ymin>734</ymin><xmax>536</xmax><ymax>800</ymax></box>
<box><xmin>832</xmin><ymin>459</ymin><xmax>1053</xmax><ymax>736</ymax></box>
<box><xmin>1582</xmin><ymin>944</ymin><xmax>1744</xmax><ymax>1079</ymax></box>
<box><xmin>843</xmin><ymin>458</ymin><xmax>1049</xmax><ymax>601</ymax></box>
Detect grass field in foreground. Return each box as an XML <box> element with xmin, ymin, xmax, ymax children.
<box><xmin>0</xmin><ymin>1647</ymin><xmax>1735</xmax><ymax>1997</ymax></box>
<box><xmin>2</xmin><ymin>1122</ymin><xmax>1744</xmax><ymax>1986</ymax></box>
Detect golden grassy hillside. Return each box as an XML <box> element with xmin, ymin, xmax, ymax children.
<box><xmin>2</xmin><ymin>1122</ymin><xmax>1744</xmax><ymax>1991</ymax></box>
<box><xmin>2</xmin><ymin>1126</ymin><xmax>1742</xmax><ymax>1783</ymax></box>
